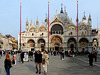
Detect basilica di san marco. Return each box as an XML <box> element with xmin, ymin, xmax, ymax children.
<box><xmin>18</xmin><ymin>6</ymin><xmax>100</xmax><ymax>53</ymax></box>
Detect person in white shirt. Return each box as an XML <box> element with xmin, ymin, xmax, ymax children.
<box><xmin>42</xmin><ymin>51</ymin><xmax>49</xmax><ymax>75</ymax></box>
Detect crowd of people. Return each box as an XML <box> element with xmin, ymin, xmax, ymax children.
<box><xmin>3</xmin><ymin>50</ymin><xmax>49</xmax><ymax>75</ymax></box>
<box><xmin>1</xmin><ymin>49</ymin><xmax>99</xmax><ymax>75</ymax></box>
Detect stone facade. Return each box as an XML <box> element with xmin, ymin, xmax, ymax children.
<box><xmin>5</xmin><ymin>35</ymin><xmax>18</xmax><ymax>50</ymax></box>
<box><xmin>0</xmin><ymin>33</ymin><xmax>13</xmax><ymax>50</ymax></box>
<box><xmin>18</xmin><ymin>7</ymin><xmax>99</xmax><ymax>52</ymax></box>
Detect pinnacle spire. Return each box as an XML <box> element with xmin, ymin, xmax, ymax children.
<box><xmin>45</xmin><ymin>13</ymin><xmax>47</xmax><ymax>22</ymax></box>
<box><xmin>36</xmin><ymin>17</ymin><xmax>39</xmax><ymax>25</ymax></box>
<box><xmin>56</xmin><ymin>10</ymin><xmax>57</xmax><ymax>15</ymax></box>
<box><xmin>30</xmin><ymin>20</ymin><xmax>33</xmax><ymax>25</ymax></box>
<box><xmin>83</xmin><ymin>12</ymin><xmax>86</xmax><ymax>20</ymax></box>
<box><xmin>64</xmin><ymin>6</ymin><xmax>67</xmax><ymax>15</ymax></box>
<box><xmin>60</xmin><ymin>3</ymin><xmax>63</xmax><ymax>13</ymax></box>
<box><xmin>64</xmin><ymin>6</ymin><xmax>66</xmax><ymax>12</ymax></box>
<box><xmin>26</xmin><ymin>18</ymin><xmax>29</xmax><ymax>26</ymax></box>
<box><xmin>88</xmin><ymin>14</ymin><xmax>91</xmax><ymax>21</ymax></box>
<box><xmin>26</xmin><ymin>18</ymin><xmax>28</xmax><ymax>23</ymax></box>
<box><xmin>37</xmin><ymin>17</ymin><xmax>38</xmax><ymax>22</ymax></box>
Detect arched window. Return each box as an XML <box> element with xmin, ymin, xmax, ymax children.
<box><xmin>51</xmin><ymin>24</ymin><xmax>63</xmax><ymax>34</ymax></box>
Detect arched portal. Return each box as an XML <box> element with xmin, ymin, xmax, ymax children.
<box><xmin>38</xmin><ymin>39</ymin><xmax>45</xmax><ymax>51</ymax></box>
<box><xmin>67</xmin><ymin>38</ymin><xmax>76</xmax><ymax>51</ymax></box>
<box><xmin>79</xmin><ymin>38</ymin><xmax>89</xmax><ymax>52</ymax></box>
<box><xmin>50</xmin><ymin>36</ymin><xmax>62</xmax><ymax>51</ymax></box>
<box><xmin>27</xmin><ymin>39</ymin><xmax>35</xmax><ymax>51</ymax></box>
<box><xmin>54</xmin><ymin>43</ymin><xmax>60</xmax><ymax>51</ymax></box>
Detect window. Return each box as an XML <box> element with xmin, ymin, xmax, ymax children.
<box><xmin>32</xmin><ymin>33</ymin><xmax>33</xmax><ymax>36</ymax></box>
<box><xmin>23</xmin><ymin>43</ymin><xmax>25</xmax><ymax>46</ymax></box>
<box><xmin>82</xmin><ymin>32</ymin><xmax>84</xmax><ymax>34</ymax></box>
<box><xmin>70</xmin><ymin>32</ymin><xmax>72</xmax><ymax>35</ymax></box>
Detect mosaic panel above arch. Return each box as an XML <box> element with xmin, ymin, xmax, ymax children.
<box><xmin>29</xmin><ymin>28</ymin><xmax>35</xmax><ymax>32</ymax></box>
<box><xmin>79</xmin><ymin>38</ymin><xmax>89</xmax><ymax>48</ymax></box>
<box><xmin>68</xmin><ymin>26</ymin><xmax>76</xmax><ymax>30</ymax></box>
<box><xmin>27</xmin><ymin>39</ymin><xmax>35</xmax><ymax>47</ymax></box>
<box><xmin>38</xmin><ymin>27</ymin><xmax>46</xmax><ymax>32</ymax></box>
<box><xmin>51</xmin><ymin>36</ymin><xmax>62</xmax><ymax>43</ymax></box>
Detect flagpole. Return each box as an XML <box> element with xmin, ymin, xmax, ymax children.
<box><xmin>48</xmin><ymin>1</ymin><xmax>49</xmax><ymax>52</ymax></box>
<box><xmin>77</xmin><ymin>0</ymin><xmax>79</xmax><ymax>51</ymax></box>
<box><xmin>20</xmin><ymin>2</ymin><xmax>21</xmax><ymax>51</ymax></box>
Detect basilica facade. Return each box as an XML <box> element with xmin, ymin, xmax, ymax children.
<box><xmin>18</xmin><ymin>7</ymin><xmax>99</xmax><ymax>52</ymax></box>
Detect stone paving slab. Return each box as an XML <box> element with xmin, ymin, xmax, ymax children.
<box><xmin>0</xmin><ymin>54</ymin><xmax>100</xmax><ymax>75</ymax></box>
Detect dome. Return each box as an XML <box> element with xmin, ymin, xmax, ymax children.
<box><xmin>83</xmin><ymin>20</ymin><xmax>88</xmax><ymax>24</ymax></box>
<box><xmin>79</xmin><ymin>19</ymin><xmax>88</xmax><ymax>25</ymax></box>
<box><xmin>58</xmin><ymin>13</ymin><xmax>70</xmax><ymax>21</ymax></box>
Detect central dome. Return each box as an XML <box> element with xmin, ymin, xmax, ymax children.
<box><xmin>57</xmin><ymin>12</ymin><xmax>71</xmax><ymax>23</ymax></box>
<box><xmin>58</xmin><ymin>13</ymin><xmax>67</xmax><ymax>20</ymax></box>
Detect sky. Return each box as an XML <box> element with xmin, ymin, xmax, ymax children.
<box><xmin>0</xmin><ymin>0</ymin><xmax>100</xmax><ymax>40</ymax></box>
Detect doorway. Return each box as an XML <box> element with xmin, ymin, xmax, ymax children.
<box><xmin>70</xmin><ymin>44</ymin><xmax>74</xmax><ymax>51</ymax></box>
<box><xmin>31</xmin><ymin>48</ymin><xmax>34</xmax><ymax>51</ymax></box>
<box><xmin>55</xmin><ymin>47</ymin><xmax>59</xmax><ymax>51</ymax></box>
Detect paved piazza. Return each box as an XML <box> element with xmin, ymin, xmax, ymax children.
<box><xmin>0</xmin><ymin>54</ymin><xmax>100</xmax><ymax>75</ymax></box>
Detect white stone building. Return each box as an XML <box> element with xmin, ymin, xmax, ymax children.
<box><xmin>18</xmin><ymin>7</ymin><xmax>99</xmax><ymax>52</ymax></box>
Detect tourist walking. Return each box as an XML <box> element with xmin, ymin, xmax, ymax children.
<box><xmin>14</xmin><ymin>54</ymin><xmax>17</xmax><ymax>65</ymax></box>
<box><xmin>88</xmin><ymin>52</ymin><xmax>94</xmax><ymax>67</ymax></box>
<box><xmin>62</xmin><ymin>50</ymin><xmax>65</xmax><ymax>60</ymax></box>
<box><xmin>42</xmin><ymin>51</ymin><xmax>49</xmax><ymax>75</ymax></box>
<box><xmin>60</xmin><ymin>50</ymin><xmax>64</xmax><ymax>60</ymax></box>
<box><xmin>20</xmin><ymin>51</ymin><xmax>24</xmax><ymax>63</ymax></box>
<box><xmin>35</xmin><ymin>50</ymin><xmax>42</xmax><ymax>74</ymax></box>
<box><xmin>4</xmin><ymin>54</ymin><xmax>12</xmax><ymax>75</ymax></box>
<box><xmin>12</xmin><ymin>56</ymin><xmax>15</xmax><ymax>65</ymax></box>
